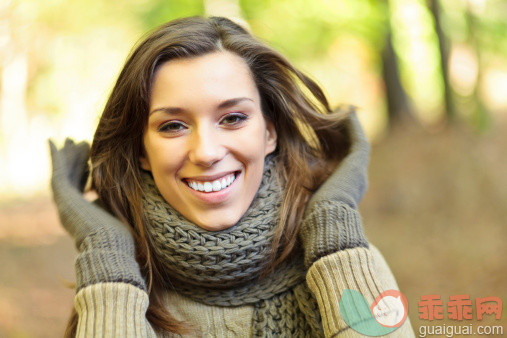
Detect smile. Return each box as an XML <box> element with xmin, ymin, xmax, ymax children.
<box><xmin>186</xmin><ymin>172</ymin><xmax>236</xmax><ymax>193</ymax></box>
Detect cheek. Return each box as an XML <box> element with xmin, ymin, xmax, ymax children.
<box><xmin>144</xmin><ymin>137</ymin><xmax>186</xmax><ymax>174</ymax></box>
<box><xmin>232</xmin><ymin>127</ymin><xmax>268</xmax><ymax>194</ymax></box>
<box><xmin>230</xmin><ymin>121</ymin><xmax>270</xmax><ymax>161</ymax></box>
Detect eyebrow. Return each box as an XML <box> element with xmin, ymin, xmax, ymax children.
<box><xmin>149</xmin><ymin>97</ymin><xmax>254</xmax><ymax>116</ymax></box>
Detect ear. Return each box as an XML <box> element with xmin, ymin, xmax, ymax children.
<box><xmin>264</xmin><ymin>120</ymin><xmax>277</xmax><ymax>156</ymax></box>
<box><xmin>139</xmin><ymin>153</ymin><xmax>151</xmax><ymax>171</ymax></box>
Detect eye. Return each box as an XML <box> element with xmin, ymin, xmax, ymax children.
<box><xmin>159</xmin><ymin>121</ymin><xmax>187</xmax><ymax>133</ymax></box>
<box><xmin>220</xmin><ymin>113</ymin><xmax>248</xmax><ymax>126</ymax></box>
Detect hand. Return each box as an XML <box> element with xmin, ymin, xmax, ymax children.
<box><xmin>48</xmin><ymin>138</ymin><xmax>146</xmax><ymax>291</ymax></box>
<box><xmin>49</xmin><ymin>138</ymin><xmax>90</xmax><ymax>194</ymax></box>
<box><xmin>49</xmin><ymin>138</ymin><xmax>133</xmax><ymax>248</ymax></box>
<box><xmin>305</xmin><ymin>112</ymin><xmax>370</xmax><ymax>212</ymax></box>
<box><xmin>300</xmin><ymin>112</ymin><xmax>370</xmax><ymax>268</ymax></box>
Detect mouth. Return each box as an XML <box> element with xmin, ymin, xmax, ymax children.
<box><xmin>183</xmin><ymin>171</ymin><xmax>240</xmax><ymax>193</ymax></box>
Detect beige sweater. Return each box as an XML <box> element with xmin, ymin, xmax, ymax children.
<box><xmin>73</xmin><ymin>245</ymin><xmax>414</xmax><ymax>337</ymax></box>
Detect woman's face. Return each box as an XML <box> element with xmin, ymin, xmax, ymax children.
<box><xmin>140</xmin><ymin>51</ymin><xmax>277</xmax><ymax>231</ymax></box>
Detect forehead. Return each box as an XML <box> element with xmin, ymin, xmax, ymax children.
<box><xmin>150</xmin><ymin>51</ymin><xmax>260</xmax><ymax>107</ymax></box>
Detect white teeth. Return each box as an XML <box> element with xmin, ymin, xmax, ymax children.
<box><xmin>187</xmin><ymin>173</ymin><xmax>236</xmax><ymax>193</ymax></box>
<box><xmin>203</xmin><ymin>182</ymin><xmax>212</xmax><ymax>192</ymax></box>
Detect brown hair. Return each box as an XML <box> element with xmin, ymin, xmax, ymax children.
<box><xmin>66</xmin><ymin>16</ymin><xmax>350</xmax><ymax>336</ymax></box>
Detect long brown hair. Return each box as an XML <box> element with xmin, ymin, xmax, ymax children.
<box><xmin>66</xmin><ymin>16</ymin><xmax>350</xmax><ymax>336</ymax></box>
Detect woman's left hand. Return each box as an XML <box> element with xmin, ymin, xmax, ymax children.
<box><xmin>299</xmin><ymin>112</ymin><xmax>370</xmax><ymax>268</ymax></box>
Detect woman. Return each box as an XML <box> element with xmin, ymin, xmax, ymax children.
<box><xmin>50</xmin><ymin>16</ymin><xmax>414</xmax><ymax>337</ymax></box>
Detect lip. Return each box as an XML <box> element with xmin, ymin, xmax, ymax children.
<box><xmin>183</xmin><ymin>170</ymin><xmax>237</xmax><ymax>182</ymax></box>
<box><xmin>182</xmin><ymin>170</ymin><xmax>241</xmax><ymax>204</ymax></box>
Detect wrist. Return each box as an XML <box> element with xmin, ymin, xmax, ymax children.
<box><xmin>75</xmin><ymin>248</ymin><xmax>147</xmax><ymax>291</ymax></box>
<box><xmin>300</xmin><ymin>201</ymin><xmax>369</xmax><ymax>268</ymax></box>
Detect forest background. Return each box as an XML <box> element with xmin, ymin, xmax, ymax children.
<box><xmin>0</xmin><ymin>0</ymin><xmax>506</xmax><ymax>336</ymax></box>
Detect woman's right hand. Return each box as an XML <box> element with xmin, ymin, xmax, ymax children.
<box><xmin>49</xmin><ymin>138</ymin><xmax>90</xmax><ymax>194</ymax></box>
<box><xmin>49</xmin><ymin>139</ymin><xmax>146</xmax><ymax>292</ymax></box>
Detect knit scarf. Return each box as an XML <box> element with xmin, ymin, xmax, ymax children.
<box><xmin>141</xmin><ymin>154</ymin><xmax>323</xmax><ymax>337</ymax></box>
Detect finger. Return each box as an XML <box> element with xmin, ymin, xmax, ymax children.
<box><xmin>76</xmin><ymin>141</ymin><xmax>91</xmax><ymax>157</ymax></box>
<box><xmin>347</xmin><ymin>113</ymin><xmax>370</xmax><ymax>153</ymax></box>
<box><xmin>48</xmin><ymin>138</ymin><xmax>67</xmax><ymax>173</ymax></box>
<box><xmin>48</xmin><ymin>139</ymin><xmax>57</xmax><ymax>158</ymax></box>
<box><xmin>64</xmin><ymin>138</ymin><xmax>75</xmax><ymax>147</ymax></box>
<box><xmin>75</xmin><ymin>143</ymin><xmax>91</xmax><ymax>168</ymax></box>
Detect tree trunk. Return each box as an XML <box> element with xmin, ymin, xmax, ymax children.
<box><xmin>382</xmin><ymin>30</ymin><xmax>413</xmax><ymax>127</ymax></box>
<box><xmin>466</xmin><ymin>1</ymin><xmax>490</xmax><ymax>131</ymax></box>
<box><xmin>430</xmin><ymin>0</ymin><xmax>455</xmax><ymax>121</ymax></box>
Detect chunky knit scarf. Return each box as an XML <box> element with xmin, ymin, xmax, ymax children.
<box><xmin>141</xmin><ymin>154</ymin><xmax>323</xmax><ymax>337</ymax></box>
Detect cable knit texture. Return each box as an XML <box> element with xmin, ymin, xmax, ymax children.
<box><xmin>75</xmin><ymin>283</ymin><xmax>156</xmax><ymax>337</ymax></box>
<box><xmin>53</xmin><ymin>114</ymin><xmax>415</xmax><ymax>337</ymax></box>
<box><xmin>300</xmin><ymin>201</ymin><xmax>369</xmax><ymax>267</ymax></box>
<box><xmin>306</xmin><ymin>247</ymin><xmax>415</xmax><ymax>338</ymax></box>
<box><xmin>74</xmin><ymin>247</ymin><xmax>415</xmax><ymax>337</ymax></box>
<box><xmin>141</xmin><ymin>154</ymin><xmax>324</xmax><ymax>336</ymax></box>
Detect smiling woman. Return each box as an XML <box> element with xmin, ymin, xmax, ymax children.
<box><xmin>140</xmin><ymin>52</ymin><xmax>276</xmax><ymax>230</ymax></box>
<box><xmin>49</xmin><ymin>16</ymin><xmax>414</xmax><ymax>337</ymax></box>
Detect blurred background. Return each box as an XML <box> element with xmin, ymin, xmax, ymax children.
<box><xmin>0</xmin><ymin>0</ymin><xmax>506</xmax><ymax>336</ymax></box>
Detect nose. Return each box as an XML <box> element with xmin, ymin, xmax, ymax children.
<box><xmin>187</xmin><ymin>127</ymin><xmax>226</xmax><ymax>167</ymax></box>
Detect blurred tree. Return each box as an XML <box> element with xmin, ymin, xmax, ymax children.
<box><xmin>436</xmin><ymin>0</ymin><xmax>507</xmax><ymax>130</ymax></box>
<box><xmin>382</xmin><ymin>22</ymin><xmax>413</xmax><ymax>126</ymax></box>
<box><xmin>430</xmin><ymin>0</ymin><xmax>454</xmax><ymax>120</ymax></box>
<box><xmin>239</xmin><ymin>0</ymin><xmax>392</xmax><ymax>136</ymax></box>
<box><xmin>465</xmin><ymin>0</ymin><xmax>490</xmax><ymax>131</ymax></box>
<box><xmin>387</xmin><ymin>0</ymin><xmax>446</xmax><ymax>127</ymax></box>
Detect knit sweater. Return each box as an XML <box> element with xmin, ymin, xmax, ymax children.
<box><xmin>73</xmin><ymin>245</ymin><xmax>414</xmax><ymax>337</ymax></box>
<box><xmin>52</xmin><ymin>114</ymin><xmax>415</xmax><ymax>337</ymax></box>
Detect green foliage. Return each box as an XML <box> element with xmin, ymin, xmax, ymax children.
<box><xmin>440</xmin><ymin>0</ymin><xmax>507</xmax><ymax>55</ymax></box>
<box><xmin>138</xmin><ymin>0</ymin><xmax>205</xmax><ymax>30</ymax></box>
<box><xmin>9</xmin><ymin>0</ymin><xmax>507</xmax><ymax>132</ymax></box>
<box><xmin>240</xmin><ymin>0</ymin><xmax>389</xmax><ymax>60</ymax></box>
<box><xmin>475</xmin><ymin>19</ymin><xmax>507</xmax><ymax>56</ymax></box>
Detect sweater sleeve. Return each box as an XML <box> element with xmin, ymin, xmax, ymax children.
<box><xmin>74</xmin><ymin>282</ymin><xmax>158</xmax><ymax>337</ymax></box>
<box><xmin>306</xmin><ymin>246</ymin><xmax>415</xmax><ymax>338</ymax></box>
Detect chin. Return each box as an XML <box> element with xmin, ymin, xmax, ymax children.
<box><xmin>191</xmin><ymin>212</ymin><xmax>241</xmax><ymax>232</ymax></box>
<box><xmin>197</xmin><ymin>223</ymin><xmax>235</xmax><ymax>232</ymax></box>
